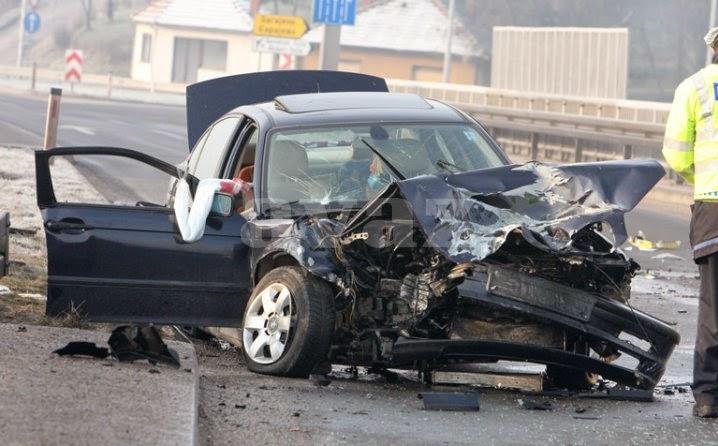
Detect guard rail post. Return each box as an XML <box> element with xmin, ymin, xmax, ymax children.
<box><xmin>574</xmin><ymin>139</ymin><xmax>583</xmax><ymax>163</ymax></box>
<box><xmin>30</xmin><ymin>62</ymin><xmax>36</xmax><ymax>91</ymax></box>
<box><xmin>530</xmin><ymin>132</ymin><xmax>539</xmax><ymax>159</ymax></box>
<box><xmin>623</xmin><ymin>144</ymin><xmax>633</xmax><ymax>159</ymax></box>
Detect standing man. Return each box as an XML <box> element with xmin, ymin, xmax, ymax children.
<box><xmin>662</xmin><ymin>28</ymin><xmax>718</xmax><ymax>418</ymax></box>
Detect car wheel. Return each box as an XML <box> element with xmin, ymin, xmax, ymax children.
<box><xmin>242</xmin><ymin>266</ymin><xmax>334</xmax><ymax>377</ymax></box>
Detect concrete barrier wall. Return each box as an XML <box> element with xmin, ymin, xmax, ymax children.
<box><xmin>491</xmin><ymin>27</ymin><xmax>630</xmax><ymax>99</ymax></box>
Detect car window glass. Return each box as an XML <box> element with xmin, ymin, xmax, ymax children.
<box><xmin>193</xmin><ymin>117</ymin><xmax>240</xmax><ymax>179</ymax></box>
<box><xmin>265</xmin><ymin>123</ymin><xmax>505</xmax><ymax>209</ymax></box>
<box><xmin>50</xmin><ymin>154</ymin><xmax>176</xmax><ymax>206</ymax></box>
<box><xmin>187</xmin><ymin>129</ymin><xmax>210</xmax><ymax>173</ymax></box>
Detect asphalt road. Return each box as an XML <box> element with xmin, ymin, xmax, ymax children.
<box><xmin>0</xmin><ymin>88</ymin><xmax>187</xmax><ymax>203</ymax></box>
<box><xmin>1</xmin><ymin>89</ymin><xmax>713</xmax><ymax>444</ymax></box>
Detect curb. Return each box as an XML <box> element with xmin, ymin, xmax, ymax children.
<box><xmin>0</xmin><ymin>324</ymin><xmax>199</xmax><ymax>445</ymax></box>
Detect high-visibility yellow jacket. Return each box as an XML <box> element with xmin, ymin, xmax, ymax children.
<box><xmin>663</xmin><ymin>64</ymin><xmax>718</xmax><ymax>200</ymax></box>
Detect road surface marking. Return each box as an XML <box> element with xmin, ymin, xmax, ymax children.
<box><xmin>151</xmin><ymin>128</ymin><xmax>185</xmax><ymax>141</ymax></box>
<box><xmin>60</xmin><ymin>125</ymin><xmax>95</xmax><ymax>135</ymax></box>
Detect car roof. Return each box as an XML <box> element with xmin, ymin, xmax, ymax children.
<box><xmin>233</xmin><ymin>92</ymin><xmax>468</xmax><ymax>128</ymax></box>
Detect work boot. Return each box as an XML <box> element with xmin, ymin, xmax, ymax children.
<box><xmin>693</xmin><ymin>404</ymin><xmax>718</xmax><ymax>418</ymax></box>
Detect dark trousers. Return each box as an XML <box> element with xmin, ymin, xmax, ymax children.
<box><xmin>694</xmin><ymin>252</ymin><xmax>718</xmax><ymax>406</ymax></box>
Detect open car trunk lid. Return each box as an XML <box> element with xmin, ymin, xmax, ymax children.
<box><xmin>185</xmin><ymin>71</ymin><xmax>388</xmax><ymax>149</ymax></box>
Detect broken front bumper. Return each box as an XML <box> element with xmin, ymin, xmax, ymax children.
<box><xmin>391</xmin><ymin>267</ymin><xmax>680</xmax><ymax>390</ymax></box>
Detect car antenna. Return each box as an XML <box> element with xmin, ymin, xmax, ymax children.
<box><xmin>360</xmin><ymin>138</ymin><xmax>405</xmax><ymax>181</ymax></box>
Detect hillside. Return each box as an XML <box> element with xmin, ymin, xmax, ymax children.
<box><xmin>0</xmin><ymin>0</ymin><xmax>148</xmax><ymax>76</ymax></box>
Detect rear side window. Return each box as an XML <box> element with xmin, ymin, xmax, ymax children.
<box><xmin>192</xmin><ymin>117</ymin><xmax>240</xmax><ymax>179</ymax></box>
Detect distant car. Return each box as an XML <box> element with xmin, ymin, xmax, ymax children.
<box><xmin>36</xmin><ymin>71</ymin><xmax>678</xmax><ymax>389</ymax></box>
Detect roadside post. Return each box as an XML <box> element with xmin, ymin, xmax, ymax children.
<box><xmin>252</xmin><ymin>14</ymin><xmax>309</xmax><ymax>70</ymax></box>
<box><xmin>64</xmin><ymin>49</ymin><xmax>83</xmax><ymax>93</ymax></box>
<box><xmin>43</xmin><ymin>88</ymin><xmax>62</xmax><ymax>150</ymax></box>
<box><xmin>31</xmin><ymin>62</ymin><xmax>36</xmax><ymax>91</ymax></box>
<box><xmin>313</xmin><ymin>0</ymin><xmax>356</xmax><ymax>70</ymax></box>
<box><xmin>107</xmin><ymin>71</ymin><xmax>113</xmax><ymax>98</ymax></box>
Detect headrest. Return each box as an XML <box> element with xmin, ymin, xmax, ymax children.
<box><xmin>272</xmin><ymin>140</ymin><xmax>308</xmax><ymax>172</ymax></box>
<box><xmin>382</xmin><ymin>138</ymin><xmax>431</xmax><ymax>178</ymax></box>
<box><xmin>350</xmin><ymin>137</ymin><xmax>374</xmax><ymax>160</ymax></box>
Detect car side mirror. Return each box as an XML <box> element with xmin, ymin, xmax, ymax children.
<box><xmin>210</xmin><ymin>192</ymin><xmax>235</xmax><ymax>217</ymax></box>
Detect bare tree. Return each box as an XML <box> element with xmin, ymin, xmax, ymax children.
<box><xmin>79</xmin><ymin>0</ymin><xmax>93</xmax><ymax>30</ymax></box>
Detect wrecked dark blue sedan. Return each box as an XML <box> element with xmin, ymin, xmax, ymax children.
<box><xmin>35</xmin><ymin>71</ymin><xmax>679</xmax><ymax>389</ymax></box>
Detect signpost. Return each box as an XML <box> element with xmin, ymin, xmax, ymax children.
<box><xmin>278</xmin><ymin>54</ymin><xmax>293</xmax><ymax>70</ymax></box>
<box><xmin>312</xmin><ymin>0</ymin><xmax>357</xmax><ymax>70</ymax></box>
<box><xmin>64</xmin><ymin>50</ymin><xmax>83</xmax><ymax>84</ymax></box>
<box><xmin>253</xmin><ymin>14</ymin><xmax>308</xmax><ymax>40</ymax></box>
<box><xmin>252</xmin><ymin>36</ymin><xmax>311</xmax><ymax>56</ymax></box>
<box><xmin>312</xmin><ymin>0</ymin><xmax>356</xmax><ymax>26</ymax></box>
<box><xmin>24</xmin><ymin>11</ymin><xmax>40</xmax><ymax>34</ymax></box>
<box><xmin>16</xmin><ymin>0</ymin><xmax>41</xmax><ymax>66</ymax></box>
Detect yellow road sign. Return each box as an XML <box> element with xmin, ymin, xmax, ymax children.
<box><xmin>253</xmin><ymin>14</ymin><xmax>308</xmax><ymax>40</ymax></box>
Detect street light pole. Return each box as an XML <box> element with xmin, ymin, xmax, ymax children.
<box><xmin>707</xmin><ymin>0</ymin><xmax>718</xmax><ymax>66</ymax></box>
<box><xmin>442</xmin><ymin>0</ymin><xmax>455</xmax><ymax>83</ymax></box>
<box><xmin>16</xmin><ymin>0</ymin><xmax>27</xmax><ymax>67</ymax></box>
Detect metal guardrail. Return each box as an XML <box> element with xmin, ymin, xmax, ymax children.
<box><xmin>387</xmin><ymin>79</ymin><xmax>680</xmax><ymax>183</ymax></box>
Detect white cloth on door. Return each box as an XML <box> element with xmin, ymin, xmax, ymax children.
<box><xmin>173</xmin><ymin>178</ymin><xmax>242</xmax><ymax>243</ymax></box>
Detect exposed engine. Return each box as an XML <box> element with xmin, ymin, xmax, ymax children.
<box><xmin>315</xmin><ymin>208</ymin><xmax>638</xmax><ymax>371</ymax></box>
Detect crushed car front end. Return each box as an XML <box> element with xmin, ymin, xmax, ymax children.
<box><xmin>255</xmin><ymin>158</ymin><xmax>680</xmax><ymax>390</ymax></box>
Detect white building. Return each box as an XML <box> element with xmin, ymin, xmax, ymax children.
<box><xmin>130</xmin><ymin>0</ymin><xmax>273</xmax><ymax>84</ymax></box>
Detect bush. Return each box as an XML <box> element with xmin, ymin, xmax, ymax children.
<box><xmin>53</xmin><ymin>27</ymin><xmax>72</xmax><ymax>49</ymax></box>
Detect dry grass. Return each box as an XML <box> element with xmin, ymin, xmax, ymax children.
<box><xmin>37</xmin><ymin>302</ymin><xmax>91</xmax><ymax>329</ymax></box>
<box><xmin>0</xmin><ymin>146</ymin><xmax>103</xmax><ymax>326</ymax></box>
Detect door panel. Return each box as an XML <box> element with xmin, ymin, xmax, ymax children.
<box><xmin>37</xmin><ymin>148</ymin><xmax>250</xmax><ymax>326</ymax></box>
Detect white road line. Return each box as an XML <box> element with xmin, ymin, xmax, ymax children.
<box><xmin>151</xmin><ymin>128</ymin><xmax>185</xmax><ymax>141</ymax></box>
<box><xmin>60</xmin><ymin>125</ymin><xmax>96</xmax><ymax>136</ymax></box>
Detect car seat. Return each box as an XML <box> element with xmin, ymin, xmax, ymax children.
<box><xmin>267</xmin><ymin>140</ymin><xmax>311</xmax><ymax>203</ymax></box>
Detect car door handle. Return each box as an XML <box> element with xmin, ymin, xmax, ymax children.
<box><xmin>45</xmin><ymin>219</ymin><xmax>94</xmax><ymax>233</ymax></box>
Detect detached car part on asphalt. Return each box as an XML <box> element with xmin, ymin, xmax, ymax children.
<box><xmin>53</xmin><ymin>326</ymin><xmax>180</xmax><ymax>367</ymax></box>
<box><xmin>35</xmin><ymin>71</ymin><xmax>679</xmax><ymax>390</ymax></box>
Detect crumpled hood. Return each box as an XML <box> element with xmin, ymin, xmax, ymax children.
<box><xmin>344</xmin><ymin>159</ymin><xmax>665</xmax><ymax>263</ymax></box>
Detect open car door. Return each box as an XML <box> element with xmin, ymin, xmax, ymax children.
<box><xmin>35</xmin><ymin>147</ymin><xmax>250</xmax><ymax>326</ymax></box>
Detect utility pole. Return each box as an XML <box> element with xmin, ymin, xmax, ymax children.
<box><xmin>16</xmin><ymin>0</ymin><xmax>27</xmax><ymax>67</ymax></box>
<box><xmin>708</xmin><ymin>0</ymin><xmax>718</xmax><ymax>66</ymax></box>
<box><xmin>442</xmin><ymin>0</ymin><xmax>455</xmax><ymax>83</ymax></box>
<box><xmin>271</xmin><ymin>0</ymin><xmax>279</xmax><ymax>70</ymax></box>
<box><xmin>319</xmin><ymin>25</ymin><xmax>341</xmax><ymax>70</ymax></box>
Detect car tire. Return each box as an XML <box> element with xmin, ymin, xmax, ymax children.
<box><xmin>242</xmin><ymin>266</ymin><xmax>334</xmax><ymax>377</ymax></box>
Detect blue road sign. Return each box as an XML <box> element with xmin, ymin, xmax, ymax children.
<box><xmin>313</xmin><ymin>0</ymin><xmax>356</xmax><ymax>26</ymax></box>
<box><xmin>24</xmin><ymin>11</ymin><xmax>40</xmax><ymax>34</ymax></box>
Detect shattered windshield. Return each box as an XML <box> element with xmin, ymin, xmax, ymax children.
<box><xmin>264</xmin><ymin>123</ymin><xmax>506</xmax><ymax>209</ymax></box>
